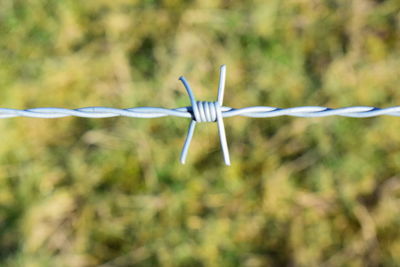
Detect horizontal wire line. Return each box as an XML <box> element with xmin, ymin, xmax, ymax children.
<box><xmin>1</xmin><ymin>106</ymin><xmax>400</xmax><ymax>119</ymax></box>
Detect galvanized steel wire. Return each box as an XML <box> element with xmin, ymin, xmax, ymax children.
<box><xmin>1</xmin><ymin>65</ymin><xmax>399</xmax><ymax>165</ymax></box>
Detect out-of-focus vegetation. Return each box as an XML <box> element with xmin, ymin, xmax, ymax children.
<box><xmin>0</xmin><ymin>0</ymin><xmax>400</xmax><ymax>266</ymax></box>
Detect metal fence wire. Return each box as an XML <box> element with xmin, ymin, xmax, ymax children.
<box><xmin>2</xmin><ymin>65</ymin><xmax>399</xmax><ymax>165</ymax></box>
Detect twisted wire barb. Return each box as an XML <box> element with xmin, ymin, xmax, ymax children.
<box><xmin>1</xmin><ymin>65</ymin><xmax>400</xmax><ymax>165</ymax></box>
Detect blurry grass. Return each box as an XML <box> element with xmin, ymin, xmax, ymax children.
<box><xmin>0</xmin><ymin>0</ymin><xmax>400</xmax><ymax>266</ymax></box>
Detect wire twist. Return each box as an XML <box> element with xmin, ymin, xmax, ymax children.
<box><xmin>1</xmin><ymin>64</ymin><xmax>400</xmax><ymax>165</ymax></box>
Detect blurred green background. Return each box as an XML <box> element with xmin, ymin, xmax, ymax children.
<box><xmin>0</xmin><ymin>0</ymin><xmax>400</xmax><ymax>266</ymax></box>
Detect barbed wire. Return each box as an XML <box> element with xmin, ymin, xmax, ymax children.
<box><xmin>1</xmin><ymin>65</ymin><xmax>399</xmax><ymax>165</ymax></box>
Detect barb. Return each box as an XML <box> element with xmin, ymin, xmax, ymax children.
<box><xmin>1</xmin><ymin>65</ymin><xmax>400</xmax><ymax>165</ymax></box>
<box><xmin>179</xmin><ymin>65</ymin><xmax>230</xmax><ymax>165</ymax></box>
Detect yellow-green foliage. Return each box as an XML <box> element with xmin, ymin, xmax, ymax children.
<box><xmin>0</xmin><ymin>0</ymin><xmax>400</xmax><ymax>266</ymax></box>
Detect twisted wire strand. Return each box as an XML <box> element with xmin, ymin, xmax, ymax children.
<box><xmin>1</xmin><ymin>65</ymin><xmax>398</xmax><ymax>165</ymax></box>
<box><xmin>2</xmin><ymin>106</ymin><xmax>400</xmax><ymax>119</ymax></box>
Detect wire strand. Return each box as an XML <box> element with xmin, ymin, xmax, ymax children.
<box><xmin>1</xmin><ymin>65</ymin><xmax>398</xmax><ymax>165</ymax></box>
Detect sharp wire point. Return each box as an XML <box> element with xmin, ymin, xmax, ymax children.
<box><xmin>217</xmin><ymin>64</ymin><xmax>226</xmax><ymax>106</ymax></box>
<box><xmin>1</xmin><ymin>65</ymin><xmax>400</xmax><ymax>165</ymax></box>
